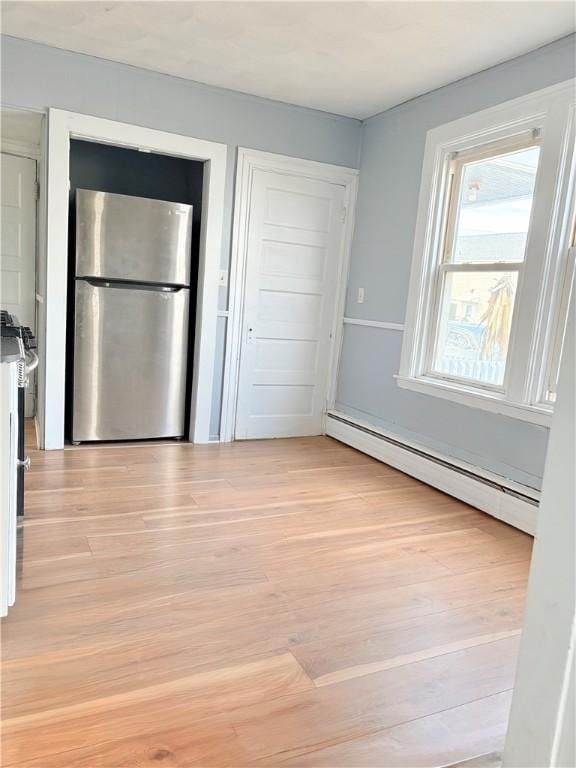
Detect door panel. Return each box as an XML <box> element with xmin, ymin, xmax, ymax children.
<box><xmin>235</xmin><ymin>169</ymin><xmax>346</xmax><ymax>439</ymax></box>
<box><xmin>261</xmin><ymin>240</ymin><xmax>326</xmax><ymax>280</ymax></box>
<box><xmin>0</xmin><ymin>153</ymin><xmax>37</xmax><ymax>416</ymax></box>
<box><xmin>265</xmin><ymin>187</ymin><xmax>331</xmax><ymax>231</ymax></box>
<box><xmin>72</xmin><ymin>280</ymin><xmax>189</xmax><ymax>442</ymax></box>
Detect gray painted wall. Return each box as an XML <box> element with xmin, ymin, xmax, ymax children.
<box><xmin>336</xmin><ymin>35</ymin><xmax>576</xmax><ymax>490</ymax></box>
<box><xmin>0</xmin><ymin>35</ymin><xmax>361</xmax><ymax>439</ymax></box>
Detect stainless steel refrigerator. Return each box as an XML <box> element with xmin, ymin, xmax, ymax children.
<box><xmin>72</xmin><ymin>189</ymin><xmax>193</xmax><ymax>443</ymax></box>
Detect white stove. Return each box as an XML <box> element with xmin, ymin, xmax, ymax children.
<box><xmin>0</xmin><ymin>310</ymin><xmax>37</xmax><ymax>616</ymax></box>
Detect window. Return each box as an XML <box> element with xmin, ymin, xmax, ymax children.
<box><xmin>398</xmin><ymin>82</ymin><xmax>575</xmax><ymax>426</ymax></box>
<box><xmin>431</xmin><ymin>137</ymin><xmax>540</xmax><ymax>389</ymax></box>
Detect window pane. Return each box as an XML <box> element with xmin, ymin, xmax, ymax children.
<box><xmin>432</xmin><ymin>271</ymin><xmax>519</xmax><ymax>386</ymax></box>
<box><xmin>451</xmin><ymin>145</ymin><xmax>540</xmax><ymax>264</ymax></box>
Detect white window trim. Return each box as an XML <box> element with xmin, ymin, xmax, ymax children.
<box><xmin>398</xmin><ymin>80</ymin><xmax>576</xmax><ymax>427</ymax></box>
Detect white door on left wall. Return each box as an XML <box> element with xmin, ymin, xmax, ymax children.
<box><xmin>0</xmin><ymin>153</ymin><xmax>37</xmax><ymax>416</ymax></box>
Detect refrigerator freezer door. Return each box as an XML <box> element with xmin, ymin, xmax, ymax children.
<box><xmin>72</xmin><ymin>280</ymin><xmax>189</xmax><ymax>442</ymax></box>
<box><xmin>76</xmin><ymin>189</ymin><xmax>192</xmax><ymax>285</ymax></box>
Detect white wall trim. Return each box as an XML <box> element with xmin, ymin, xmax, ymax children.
<box><xmin>325</xmin><ymin>410</ymin><xmax>538</xmax><ymax>534</ymax></box>
<box><xmin>220</xmin><ymin>147</ymin><xmax>358</xmax><ymax>442</ymax></box>
<box><xmin>41</xmin><ymin>108</ymin><xmax>227</xmax><ymax>449</ymax></box>
<box><xmin>1</xmin><ymin>103</ymin><xmax>43</xmax><ymax>159</ymax></box>
<box><xmin>0</xmin><ymin>138</ymin><xmax>40</xmax><ymax>160</ymax></box>
<box><xmin>396</xmin><ymin>374</ymin><xmax>554</xmax><ymax>427</ymax></box>
<box><xmin>343</xmin><ymin>317</ymin><xmax>404</xmax><ymax>331</ymax></box>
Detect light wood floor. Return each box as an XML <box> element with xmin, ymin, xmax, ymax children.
<box><xmin>1</xmin><ymin>431</ymin><xmax>533</xmax><ymax>767</ymax></box>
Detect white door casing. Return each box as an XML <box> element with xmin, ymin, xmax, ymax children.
<box><xmin>0</xmin><ymin>153</ymin><xmax>37</xmax><ymax>416</ymax></box>
<box><xmin>503</xmin><ymin>290</ymin><xmax>575</xmax><ymax>767</ymax></box>
<box><xmin>41</xmin><ymin>109</ymin><xmax>227</xmax><ymax>449</ymax></box>
<box><xmin>235</xmin><ymin>168</ymin><xmax>347</xmax><ymax>439</ymax></box>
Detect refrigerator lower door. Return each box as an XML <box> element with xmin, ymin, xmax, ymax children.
<box><xmin>72</xmin><ymin>280</ymin><xmax>189</xmax><ymax>442</ymax></box>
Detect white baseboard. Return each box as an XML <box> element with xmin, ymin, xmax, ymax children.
<box><xmin>325</xmin><ymin>412</ymin><xmax>538</xmax><ymax>535</ymax></box>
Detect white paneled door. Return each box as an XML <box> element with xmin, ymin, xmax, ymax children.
<box><xmin>0</xmin><ymin>153</ymin><xmax>37</xmax><ymax>415</ymax></box>
<box><xmin>235</xmin><ymin>169</ymin><xmax>346</xmax><ymax>439</ymax></box>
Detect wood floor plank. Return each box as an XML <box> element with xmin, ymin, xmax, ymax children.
<box><xmin>426</xmin><ymin>528</ymin><xmax>533</xmax><ymax>573</ymax></box>
<box><xmin>230</xmin><ymin>636</ymin><xmax>521</xmax><ymax>762</ymax></box>
<box><xmin>3</xmin><ymin>653</ymin><xmax>312</xmax><ymax>765</ymax></box>
<box><xmin>12</xmin><ymin>721</ymin><xmax>248</xmax><ymax>768</ymax></box>
<box><xmin>3</xmin><ymin>580</ymin><xmax>288</xmax><ymax>661</ymax></box>
<box><xmin>291</xmin><ymin>595</ymin><xmax>526</xmax><ymax>686</ymax></box>
<box><xmin>260</xmin><ymin>690</ymin><xmax>513</xmax><ymax>767</ymax></box>
<box><xmin>1</xmin><ymin>432</ymin><xmax>532</xmax><ymax>767</ymax></box>
<box><xmin>277</xmin><ymin>561</ymin><xmax>529</xmax><ymax>644</ymax></box>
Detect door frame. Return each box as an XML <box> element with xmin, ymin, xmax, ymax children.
<box><xmin>1</xmin><ymin>105</ymin><xmax>43</xmax><ymax>428</ymax></box>
<box><xmin>0</xmin><ymin>152</ymin><xmax>38</xmax><ymax>418</ymax></box>
<box><xmin>503</xmin><ymin>290</ymin><xmax>575</xmax><ymax>765</ymax></box>
<box><xmin>41</xmin><ymin>108</ymin><xmax>227</xmax><ymax>449</ymax></box>
<box><xmin>221</xmin><ymin>148</ymin><xmax>358</xmax><ymax>442</ymax></box>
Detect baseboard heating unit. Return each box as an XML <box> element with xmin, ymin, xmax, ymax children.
<box><xmin>325</xmin><ymin>410</ymin><xmax>539</xmax><ymax>535</ymax></box>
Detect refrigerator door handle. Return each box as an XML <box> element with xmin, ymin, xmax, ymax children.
<box><xmin>81</xmin><ymin>278</ymin><xmax>187</xmax><ymax>292</ymax></box>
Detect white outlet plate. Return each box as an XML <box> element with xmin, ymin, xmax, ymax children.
<box><xmin>357</xmin><ymin>287</ymin><xmax>365</xmax><ymax>304</ymax></box>
<box><xmin>218</xmin><ymin>270</ymin><xmax>228</xmax><ymax>287</ymax></box>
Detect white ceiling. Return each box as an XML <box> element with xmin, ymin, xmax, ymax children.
<box><xmin>2</xmin><ymin>1</ymin><xmax>574</xmax><ymax>119</ymax></box>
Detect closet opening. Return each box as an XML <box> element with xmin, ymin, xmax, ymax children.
<box><xmin>65</xmin><ymin>139</ymin><xmax>204</xmax><ymax>444</ymax></box>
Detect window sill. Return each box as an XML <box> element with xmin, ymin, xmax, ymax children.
<box><xmin>395</xmin><ymin>374</ymin><xmax>553</xmax><ymax>427</ymax></box>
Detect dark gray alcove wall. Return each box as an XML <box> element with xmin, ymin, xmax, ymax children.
<box><xmin>66</xmin><ymin>139</ymin><xmax>204</xmax><ymax>439</ymax></box>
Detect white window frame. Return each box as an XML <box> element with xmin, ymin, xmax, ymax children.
<box><xmin>398</xmin><ymin>81</ymin><xmax>576</xmax><ymax>427</ymax></box>
<box><xmin>426</xmin><ymin>132</ymin><xmax>540</xmax><ymax>395</ymax></box>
